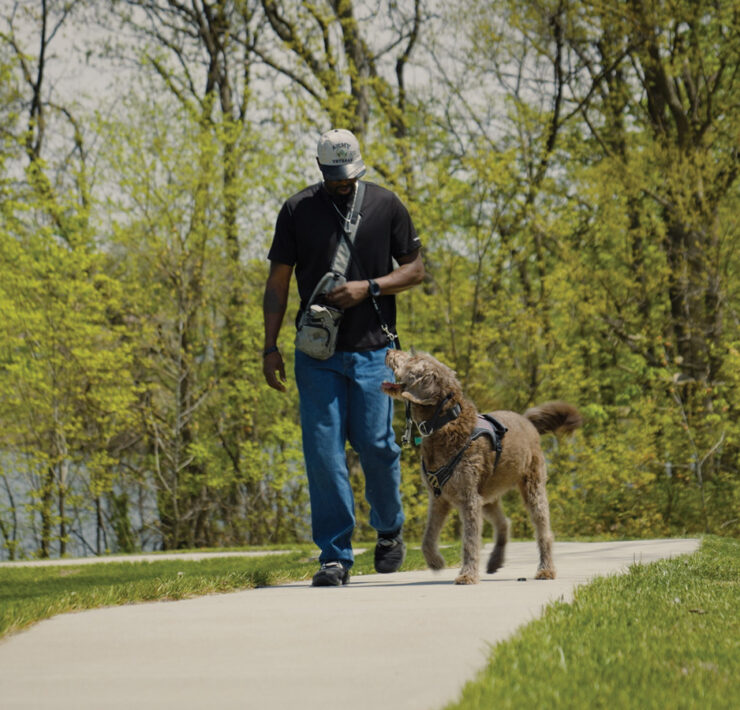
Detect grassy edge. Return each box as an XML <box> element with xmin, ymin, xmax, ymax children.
<box><xmin>445</xmin><ymin>535</ymin><xmax>739</xmax><ymax>710</ymax></box>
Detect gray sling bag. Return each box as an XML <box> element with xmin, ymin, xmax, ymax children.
<box><xmin>294</xmin><ymin>182</ymin><xmax>366</xmax><ymax>360</ymax></box>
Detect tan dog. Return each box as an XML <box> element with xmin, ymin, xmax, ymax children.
<box><xmin>382</xmin><ymin>349</ymin><xmax>581</xmax><ymax>584</ymax></box>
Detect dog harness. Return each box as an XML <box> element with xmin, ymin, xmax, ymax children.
<box><xmin>420</xmin><ymin>404</ymin><xmax>508</xmax><ymax>497</ymax></box>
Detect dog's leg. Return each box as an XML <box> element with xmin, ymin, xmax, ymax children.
<box><xmin>483</xmin><ymin>499</ymin><xmax>509</xmax><ymax>574</ymax></box>
<box><xmin>455</xmin><ymin>494</ymin><xmax>482</xmax><ymax>584</ymax></box>
<box><xmin>421</xmin><ymin>494</ymin><xmax>451</xmax><ymax>570</ymax></box>
<box><xmin>518</xmin><ymin>461</ymin><xmax>556</xmax><ymax>580</ymax></box>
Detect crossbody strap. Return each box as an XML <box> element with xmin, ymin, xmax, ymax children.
<box><xmin>327</xmin><ymin>181</ymin><xmax>398</xmax><ymax>349</ymax></box>
<box><xmin>331</xmin><ymin>181</ymin><xmax>366</xmax><ymax>276</ymax></box>
<box><xmin>301</xmin><ymin>182</ymin><xmax>367</xmax><ymax>311</ymax></box>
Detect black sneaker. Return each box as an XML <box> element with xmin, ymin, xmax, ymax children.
<box><xmin>312</xmin><ymin>561</ymin><xmax>350</xmax><ymax>587</ymax></box>
<box><xmin>374</xmin><ymin>533</ymin><xmax>406</xmax><ymax>573</ymax></box>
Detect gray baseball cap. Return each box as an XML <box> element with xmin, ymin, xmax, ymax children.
<box><xmin>316</xmin><ymin>129</ymin><xmax>366</xmax><ymax>180</ymax></box>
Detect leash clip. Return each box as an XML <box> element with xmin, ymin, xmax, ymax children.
<box><xmin>382</xmin><ymin>324</ymin><xmax>397</xmax><ymax>345</ymax></box>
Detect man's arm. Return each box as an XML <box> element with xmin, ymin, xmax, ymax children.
<box><xmin>325</xmin><ymin>249</ymin><xmax>424</xmax><ymax>309</ymax></box>
<box><xmin>374</xmin><ymin>249</ymin><xmax>425</xmax><ymax>295</ymax></box>
<box><xmin>262</xmin><ymin>261</ymin><xmax>293</xmax><ymax>392</ymax></box>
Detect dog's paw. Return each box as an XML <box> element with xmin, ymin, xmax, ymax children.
<box><xmin>535</xmin><ymin>568</ymin><xmax>556</xmax><ymax>580</ymax></box>
<box><xmin>454</xmin><ymin>572</ymin><xmax>479</xmax><ymax>585</ymax></box>
<box><xmin>486</xmin><ymin>547</ymin><xmax>505</xmax><ymax>574</ymax></box>
<box><xmin>424</xmin><ymin>552</ymin><xmax>446</xmax><ymax>570</ymax></box>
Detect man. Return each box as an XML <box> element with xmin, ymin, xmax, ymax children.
<box><xmin>262</xmin><ymin>128</ymin><xmax>424</xmax><ymax>586</ymax></box>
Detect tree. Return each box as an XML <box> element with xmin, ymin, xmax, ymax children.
<box><xmin>257</xmin><ymin>0</ymin><xmax>425</xmax><ymax>191</ymax></box>
<box><xmin>1</xmin><ymin>0</ymin><xmax>736</xmax><ymax>557</ymax></box>
<box><xmin>549</xmin><ymin>0</ymin><xmax>740</xmax><ymax>532</ymax></box>
<box><xmin>403</xmin><ymin>0</ymin><xmax>739</xmax><ymax>536</ymax></box>
<box><xmin>0</xmin><ymin>0</ymin><xmax>138</xmax><ymax>557</ymax></box>
<box><xmin>0</xmin><ymin>211</ymin><xmax>137</xmax><ymax>557</ymax></box>
<box><xmin>103</xmin><ymin>1</ymin><xmax>308</xmax><ymax>547</ymax></box>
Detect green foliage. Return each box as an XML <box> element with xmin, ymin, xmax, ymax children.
<box><xmin>0</xmin><ymin>0</ymin><xmax>737</xmax><ymax>558</ymax></box>
<box><xmin>395</xmin><ymin>0</ymin><xmax>740</xmax><ymax>541</ymax></box>
<box><xmin>97</xmin><ymin>85</ymin><xmax>308</xmax><ymax>549</ymax></box>
<box><xmin>0</xmin><ymin>175</ymin><xmax>136</xmax><ymax>558</ymax></box>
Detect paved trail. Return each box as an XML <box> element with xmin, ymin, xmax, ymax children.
<box><xmin>0</xmin><ymin>539</ymin><xmax>699</xmax><ymax>710</ymax></box>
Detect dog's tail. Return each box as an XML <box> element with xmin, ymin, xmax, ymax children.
<box><xmin>524</xmin><ymin>401</ymin><xmax>582</xmax><ymax>436</ymax></box>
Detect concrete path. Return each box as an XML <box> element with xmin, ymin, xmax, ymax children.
<box><xmin>0</xmin><ymin>539</ymin><xmax>699</xmax><ymax>710</ymax></box>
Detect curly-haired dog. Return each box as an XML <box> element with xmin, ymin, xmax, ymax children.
<box><xmin>382</xmin><ymin>349</ymin><xmax>582</xmax><ymax>584</ymax></box>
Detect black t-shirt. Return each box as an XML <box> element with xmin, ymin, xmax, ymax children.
<box><xmin>268</xmin><ymin>181</ymin><xmax>421</xmax><ymax>351</ymax></box>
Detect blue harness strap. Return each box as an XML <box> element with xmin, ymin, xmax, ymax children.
<box><xmin>422</xmin><ymin>414</ymin><xmax>507</xmax><ymax>497</ymax></box>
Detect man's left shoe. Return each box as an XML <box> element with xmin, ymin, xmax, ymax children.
<box><xmin>312</xmin><ymin>561</ymin><xmax>350</xmax><ymax>586</ymax></box>
<box><xmin>374</xmin><ymin>533</ymin><xmax>406</xmax><ymax>573</ymax></box>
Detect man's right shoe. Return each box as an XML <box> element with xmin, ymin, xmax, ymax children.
<box><xmin>374</xmin><ymin>533</ymin><xmax>406</xmax><ymax>573</ymax></box>
<box><xmin>311</xmin><ymin>561</ymin><xmax>350</xmax><ymax>587</ymax></box>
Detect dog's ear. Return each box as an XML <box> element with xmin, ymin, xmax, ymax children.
<box><xmin>400</xmin><ymin>371</ymin><xmax>439</xmax><ymax>406</ymax></box>
<box><xmin>418</xmin><ymin>354</ymin><xmax>460</xmax><ymax>390</ymax></box>
<box><xmin>401</xmin><ymin>390</ymin><xmax>437</xmax><ymax>406</ymax></box>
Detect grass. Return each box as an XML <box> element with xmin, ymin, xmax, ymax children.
<box><xmin>447</xmin><ymin>536</ymin><xmax>739</xmax><ymax>710</ymax></box>
<box><xmin>0</xmin><ymin>544</ymin><xmax>462</xmax><ymax>640</ymax></box>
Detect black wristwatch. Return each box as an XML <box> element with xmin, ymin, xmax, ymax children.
<box><xmin>367</xmin><ymin>279</ymin><xmax>381</xmax><ymax>298</ymax></box>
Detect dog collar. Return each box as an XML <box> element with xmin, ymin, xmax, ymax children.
<box><xmin>416</xmin><ymin>393</ymin><xmax>461</xmax><ymax>438</ymax></box>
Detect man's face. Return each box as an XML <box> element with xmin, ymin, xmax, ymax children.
<box><xmin>323</xmin><ymin>177</ymin><xmax>358</xmax><ymax>198</ymax></box>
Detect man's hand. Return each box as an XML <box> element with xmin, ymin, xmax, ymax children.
<box><xmin>325</xmin><ymin>280</ymin><xmax>369</xmax><ymax>309</ymax></box>
<box><xmin>324</xmin><ymin>250</ymin><xmax>424</xmax><ymax>310</ymax></box>
<box><xmin>263</xmin><ymin>350</ymin><xmax>287</xmax><ymax>392</ymax></box>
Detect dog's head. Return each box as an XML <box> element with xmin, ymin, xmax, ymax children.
<box><xmin>382</xmin><ymin>349</ymin><xmax>461</xmax><ymax>406</ymax></box>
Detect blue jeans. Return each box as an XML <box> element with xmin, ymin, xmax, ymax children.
<box><xmin>294</xmin><ymin>347</ymin><xmax>404</xmax><ymax>568</ymax></box>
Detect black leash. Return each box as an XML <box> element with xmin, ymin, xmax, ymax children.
<box><xmin>338</xmin><ymin>230</ymin><xmax>399</xmax><ymax>349</ymax></box>
<box><xmin>402</xmin><ymin>402</ymin><xmax>414</xmax><ymax>446</ymax></box>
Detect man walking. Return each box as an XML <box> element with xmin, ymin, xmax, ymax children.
<box><xmin>262</xmin><ymin>128</ymin><xmax>424</xmax><ymax>586</ymax></box>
